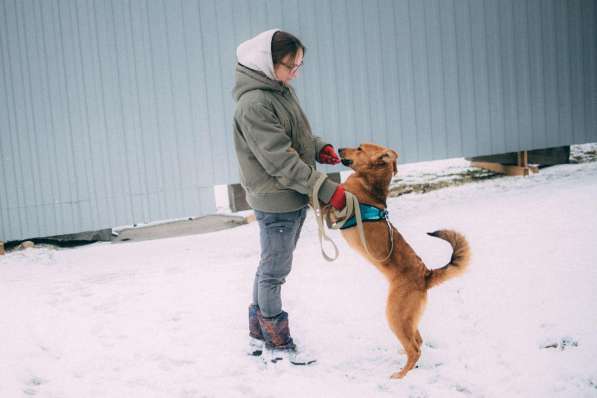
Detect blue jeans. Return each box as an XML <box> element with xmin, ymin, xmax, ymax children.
<box><xmin>253</xmin><ymin>206</ymin><xmax>308</xmax><ymax>318</ymax></box>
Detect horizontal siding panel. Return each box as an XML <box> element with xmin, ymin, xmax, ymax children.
<box><xmin>394</xmin><ymin>0</ymin><xmax>418</xmax><ymax>164</ymax></box>
<box><xmin>470</xmin><ymin>0</ymin><xmax>492</xmax><ymax>157</ymax></box>
<box><xmin>528</xmin><ymin>0</ymin><xmax>548</xmax><ymax>152</ymax></box>
<box><xmin>439</xmin><ymin>0</ymin><xmax>464</xmax><ymax>159</ymax></box>
<box><xmin>583</xmin><ymin>0</ymin><xmax>597</xmax><ymax>144</ymax></box>
<box><xmin>425</xmin><ymin>0</ymin><xmax>448</xmax><ymax>160</ymax></box>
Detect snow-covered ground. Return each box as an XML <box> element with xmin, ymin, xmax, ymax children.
<box><xmin>2</xmin><ymin>157</ymin><xmax>597</xmax><ymax>398</ymax></box>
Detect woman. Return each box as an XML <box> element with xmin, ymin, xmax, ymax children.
<box><xmin>232</xmin><ymin>29</ymin><xmax>345</xmax><ymax>364</ymax></box>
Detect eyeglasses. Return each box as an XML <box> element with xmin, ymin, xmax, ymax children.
<box><xmin>279</xmin><ymin>60</ymin><xmax>303</xmax><ymax>73</ymax></box>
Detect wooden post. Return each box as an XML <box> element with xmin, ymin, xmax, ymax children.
<box><xmin>326</xmin><ymin>172</ymin><xmax>341</xmax><ymax>184</ymax></box>
<box><xmin>518</xmin><ymin>150</ymin><xmax>528</xmax><ymax>168</ymax></box>
<box><xmin>228</xmin><ymin>172</ymin><xmax>342</xmax><ymax>213</ymax></box>
<box><xmin>0</xmin><ymin>241</ymin><xmax>4</xmax><ymax>255</ymax></box>
<box><xmin>227</xmin><ymin>183</ymin><xmax>251</xmax><ymax>213</ymax></box>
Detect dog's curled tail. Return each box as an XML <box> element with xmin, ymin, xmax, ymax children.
<box><xmin>425</xmin><ymin>229</ymin><xmax>470</xmax><ymax>289</ymax></box>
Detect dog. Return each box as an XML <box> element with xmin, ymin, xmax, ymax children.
<box><xmin>331</xmin><ymin>143</ymin><xmax>471</xmax><ymax>379</ymax></box>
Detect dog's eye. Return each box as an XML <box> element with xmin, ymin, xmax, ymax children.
<box><xmin>357</xmin><ymin>146</ymin><xmax>362</xmax><ymax>151</ymax></box>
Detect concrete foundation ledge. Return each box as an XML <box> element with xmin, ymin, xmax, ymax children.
<box><xmin>2</xmin><ymin>229</ymin><xmax>112</xmax><ymax>251</ymax></box>
<box><xmin>112</xmin><ymin>214</ymin><xmax>251</xmax><ymax>243</ymax></box>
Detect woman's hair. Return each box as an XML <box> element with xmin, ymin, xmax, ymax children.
<box><xmin>271</xmin><ymin>31</ymin><xmax>306</xmax><ymax>66</ymax></box>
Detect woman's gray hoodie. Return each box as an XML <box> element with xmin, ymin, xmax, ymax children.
<box><xmin>232</xmin><ymin>29</ymin><xmax>338</xmax><ymax>213</ymax></box>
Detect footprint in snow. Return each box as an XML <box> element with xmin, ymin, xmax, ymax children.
<box><xmin>540</xmin><ymin>336</ymin><xmax>579</xmax><ymax>351</ymax></box>
<box><xmin>23</xmin><ymin>377</ymin><xmax>46</xmax><ymax>396</ymax></box>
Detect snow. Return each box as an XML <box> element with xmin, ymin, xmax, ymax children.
<box><xmin>2</xmin><ymin>159</ymin><xmax>597</xmax><ymax>397</ymax></box>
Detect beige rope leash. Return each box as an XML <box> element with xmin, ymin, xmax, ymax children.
<box><xmin>310</xmin><ymin>175</ymin><xmax>394</xmax><ymax>263</ymax></box>
<box><xmin>310</xmin><ymin>175</ymin><xmax>347</xmax><ymax>261</ymax></box>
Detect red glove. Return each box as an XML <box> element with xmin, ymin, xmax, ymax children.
<box><xmin>319</xmin><ymin>145</ymin><xmax>341</xmax><ymax>165</ymax></box>
<box><xmin>329</xmin><ymin>185</ymin><xmax>346</xmax><ymax>210</ymax></box>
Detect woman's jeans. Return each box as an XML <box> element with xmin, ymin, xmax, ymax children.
<box><xmin>253</xmin><ymin>206</ymin><xmax>307</xmax><ymax>318</ymax></box>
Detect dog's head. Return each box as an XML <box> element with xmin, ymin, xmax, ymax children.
<box><xmin>338</xmin><ymin>143</ymin><xmax>399</xmax><ymax>177</ymax></box>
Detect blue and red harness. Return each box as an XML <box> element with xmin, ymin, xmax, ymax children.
<box><xmin>339</xmin><ymin>203</ymin><xmax>389</xmax><ymax>230</ymax></box>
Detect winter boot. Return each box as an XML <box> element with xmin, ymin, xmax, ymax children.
<box><xmin>249</xmin><ymin>304</ymin><xmax>264</xmax><ymax>340</ymax></box>
<box><xmin>248</xmin><ymin>304</ymin><xmax>265</xmax><ymax>356</ymax></box>
<box><xmin>258</xmin><ymin>311</ymin><xmax>316</xmax><ymax>366</ymax></box>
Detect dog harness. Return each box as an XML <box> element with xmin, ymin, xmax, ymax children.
<box><xmin>339</xmin><ymin>204</ymin><xmax>389</xmax><ymax>230</ymax></box>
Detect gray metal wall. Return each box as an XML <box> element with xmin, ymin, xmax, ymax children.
<box><xmin>1</xmin><ymin>0</ymin><xmax>596</xmax><ymax>241</ymax></box>
<box><xmin>300</xmin><ymin>0</ymin><xmax>597</xmax><ymax>163</ymax></box>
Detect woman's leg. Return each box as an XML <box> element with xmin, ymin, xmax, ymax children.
<box><xmin>252</xmin><ymin>206</ymin><xmax>306</xmax><ymax>307</ymax></box>
<box><xmin>253</xmin><ymin>207</ymin><xmax>306</xmax><ymax>318</ymax></box>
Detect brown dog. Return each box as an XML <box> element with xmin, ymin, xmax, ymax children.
<box><xmin>334</xmin><ymin>143</ymin><xmax>471</xmax><ymax>379</ymax></box>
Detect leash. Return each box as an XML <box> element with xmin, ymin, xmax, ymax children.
<box><xmin>311</xmin><ymin>175</ymin><xmax>394</xmax><ymax>263</ymax></box>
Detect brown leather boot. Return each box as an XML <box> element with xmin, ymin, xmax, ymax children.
<box><xmin>258</xmin><ymin>311</ymin><xmax>295</xmax><ymax>350</ymax></box>
<box><xmin>248</xmin><ymin>304</ymin><xmax>265</xmax><ymax>356</ymax></box>
<box><xmin>248</xmin><ymin>304</ymin><xmax>264</xmax><ymax>340</ymax></box>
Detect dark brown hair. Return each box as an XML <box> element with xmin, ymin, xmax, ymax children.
<box><xmin>271</xmin><ymin>31</ymin><xmax>306</xmax><ymax>66</ymax></box>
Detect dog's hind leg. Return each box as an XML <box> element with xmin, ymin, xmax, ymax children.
<box><xmin>415</xmin><ymin>330</ymin><xmax>423</xmax><ymax>347</ymax></box>
<box><xmin>394</xmin><ymin>329</ymin><xmax>421</xmax><ymax>356</ymax></box>
<box><xmin>386</xmin><ymin>288</ymin><xmax>426</xmax><ymax>379</ymax></box>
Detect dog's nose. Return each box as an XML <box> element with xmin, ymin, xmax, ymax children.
<box><xmin>338</xmin><ymin>148</ymin><xmax>345</xmax><ymax>156</ymax></box>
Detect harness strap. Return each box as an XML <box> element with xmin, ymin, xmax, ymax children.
<box><xmin>311</xmin><ymin>175</ymin><xmax>394</xmax><ymax>263</ymax></box>
<box><xmin>339</xmin><ymin>204</ymin><xmax>389</xmax><ymax>229</ymax></box>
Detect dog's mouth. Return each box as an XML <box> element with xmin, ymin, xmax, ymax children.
<box><xmin>341</xmin><ymin>158</ymin><xmax>353</xmax><ymax>166</ymax></box>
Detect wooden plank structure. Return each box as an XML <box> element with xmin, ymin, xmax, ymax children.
<box><xmin>470</xmin><ymin>146</ymin><xmax>571</xmax><ymax>176</ymax></box>
<box><xmin>471</xmin><ymin>151</ymin><xmax>538</xmax><ymax>176</ymax></box>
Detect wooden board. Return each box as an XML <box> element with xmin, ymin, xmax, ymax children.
<box><xmin>471</xmin><ymin>161</ymin><xmax>539</xmax><ymax>176</ymax></box>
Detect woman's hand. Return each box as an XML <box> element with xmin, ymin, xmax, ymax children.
<box><xmin>318</xmin><ymin>145</ymin><xmax>341</xmax><ymax>165</ymax></box>
<box><xmin>329</xmin><ymin>185</ymin><xmax>346</xmax><ymax>210</ymax></box>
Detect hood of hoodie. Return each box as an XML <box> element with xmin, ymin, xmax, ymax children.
<box><xmin>236</xmin><ymin>29</ymin><xmax>279</xmax><ymax>79</ymax></box>
<box><xmin>233</xmin><ymin>29</ymin><xmax>286</xmax><ymax>101</ymax></box>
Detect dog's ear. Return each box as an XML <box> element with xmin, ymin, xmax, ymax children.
<box><xmin>390</xmin><ymin>150</ymin><xmax>398</xmax><ymax>175</ymax></box>
<box><xmin>375</xmin><ymin>150</ymin><xmax>399</xmax><ymax>175</ymax></box>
